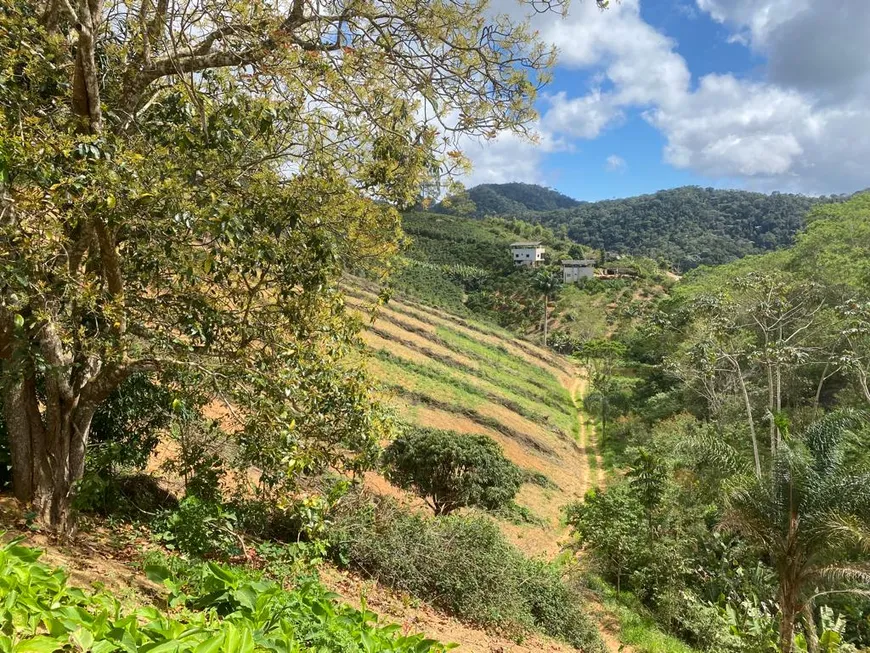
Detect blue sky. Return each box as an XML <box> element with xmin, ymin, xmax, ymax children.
<box><xmin>461</xmin><ymin>0</ymin><xmax>870</xmax><ymax>202</ymax></box>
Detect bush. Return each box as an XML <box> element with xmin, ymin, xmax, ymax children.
<box><xmin>154</xmin><ymin>496</ymin><xmax>242</xmax><ymax>559</ymax></box>
<box><xmin>328</xmin><ymin>493</ymin><xmax>605</xmax><ymax>651</ymax></box>
<box><xmin>382</xmin><ymin>427</ymin><xmax>521</xmax><ymax>514</ymax></box>
<box><xmin>74</xmin><ymin>472</ymin><xmax>178</xmax><ymax>517</ymax></box>
<box><xmin>89</xmin><ymin>373</ymin><xmax>173</xmax><ymax>473</ymax></box>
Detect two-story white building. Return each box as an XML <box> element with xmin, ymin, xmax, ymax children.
<box><xmin>510</xmin><ymin>241</ymin><xmax>546</xmax><ymax>267</ymax></box>
<box><xmin>561</xmin><ymin>259</ymin><xmax>596</xmax><ymax>283</ymax></box>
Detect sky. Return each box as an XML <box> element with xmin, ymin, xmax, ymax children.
<box><xmin>459</xmin><ymin>0</ymin><xmax>870</xmax><ymax>201</ymax></box>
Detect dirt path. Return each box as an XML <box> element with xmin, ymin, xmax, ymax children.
<box><xmin>570</xmin><ymin>372</ymin><xmax>603</xmax><ymax>492</ymax></box>
<box><xmin>568</xmin><ymin>374</ymin><xmax>634</xmax><ymax>653</ymax></box>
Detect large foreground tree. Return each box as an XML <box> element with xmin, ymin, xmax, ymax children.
<box><xmin>0</xmin><ymin>0</ymin><xmax>595</xmax><ymax>533</ymax></box>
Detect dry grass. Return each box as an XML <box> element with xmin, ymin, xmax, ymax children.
<box><xmin>346</xmin><ymin>278</ymin><xmax>600</xmax><ymax>573</ymax></box>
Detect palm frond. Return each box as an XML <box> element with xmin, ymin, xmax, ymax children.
<box><xmin>802</xmin><ymin>409</ymin><xmax>867</xmax><ymax>471</ymax></box>
<box><xmin>813</xmin><ymin>563</ymin><xmax>870</xmax><ymax>587</ymax></box>
<box><xmin>676</xmin><ymin>429</ymin><xmax>750</xmax><ymax>477</ymax></box>
<box><xmin>815</xmin><ymin>513</ymin><xmax>870</xmax><ymax>553</ymax></box>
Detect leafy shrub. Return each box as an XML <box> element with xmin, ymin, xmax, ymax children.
<box><xmin>89</xmin><ymin>373</ymin><xmax>173</xmax><ymax>473</ymax></box>
<box><xmin>565</xmin><ymin>484</ymin><xmax>645</xmax><ymax>594</ymax></box>
<box><xmin>328</xmin><ymin>493</ymin><xmax>605</xmax><ymax>651</ymax></box>
<box><xmin>382</xmin><ymin>427</ymin><xmax>521</xmax><ymax>514</ymax></box>
<box><xmin>0</xmin><ymin>536</ymin><xmax>451</xmax><ymax>653</ymax></box>
<box><xmin>155</xmin><ymin>496</ymin><xmax>242</xmax><ymax>559</ymax></box>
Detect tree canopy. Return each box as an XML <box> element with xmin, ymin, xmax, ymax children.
<box><xmin>0</xmin><ymin>0</ymin><xmax>560</xmax><ymax>533</ymax></box>
<box><xmin>383</xmin><ymin>427</ymin><xmax>521</xmax><ymax>515</ymax></box>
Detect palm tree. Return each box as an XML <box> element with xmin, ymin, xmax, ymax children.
<box><xmin>721</xmin><ymin>411</ymin><xmax>870</xmax><ymax>653</ymax></box>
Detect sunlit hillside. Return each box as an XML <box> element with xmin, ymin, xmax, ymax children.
<box><xmin>344</xmin><ymin>278</ymin><xmax>603</xmax><ymax>556</ymax></box>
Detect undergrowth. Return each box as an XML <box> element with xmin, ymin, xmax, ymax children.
<box><xmin>327</xmin><ymin>493</ymin><xmax>605</xmax><ymax>652</ymax></box>
<box><xmin>0</xmin><ymin>535</ymin><xmax>453</xmax><ymax>653</ymax></box>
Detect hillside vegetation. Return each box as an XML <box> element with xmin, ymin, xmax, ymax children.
<box><xmin>574</xmin><ymin>194</ymin><xmax>870</xmax><ymax>653</ymax></box>
<box><xmin>386</xmin><ymin>210</ymin><xmax>670</xmax><ymax>347</ymax></box>
<box><xmin>444</xmin><ymin>182</ymin><xmax>582</xmax><ymax>215</ymax></box>
<box><xmin>439</xmin><ymin>183</ymin><xmax>836</xmax><ymax>271</ymax></box>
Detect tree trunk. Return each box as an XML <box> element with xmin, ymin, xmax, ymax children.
<box><xmin>767</xmin><ymin>361</ymin><xmax>777</xmax><ymax>454</ymax></box>
<box><xmin>812</xmin><ymin>362</ymin><xmax>830</xmax><ymax>416</ymax></box>
<box><xmin>801</xmin><ymin>602</ymin><xmax>819</xmax><ymax>653</ymax></box>
<box><xmin>858</xmin><ymin>368</ymin><xmax>870</xmax><ymax>407</ymax></box>
<box><xmin>735</xmin><ymin>360</ymin><xmax>762</xmax><ymax>480</ymax></box>
<box><xmin>779</xmin><ymin>601</ymin><xmax>796</xmax><ymax>653</ymax></box>
<box><xmin>542</xmin><ymin>293</ymin><xmax>548</xmax><ymax>347</ymax></box>
<box><xmin>3</xmin><ymin>377</ymin><xmax>95</xmax><ymax>536</ymax></box>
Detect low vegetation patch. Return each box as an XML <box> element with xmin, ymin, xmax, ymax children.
<box><xmin>0</xmin><ymin>536</ymin><xmax>452</xmax><ymax>653</ymax></box>
<box><xmin>327</xmin><ymin>492</ymin><xmax>605</xmax><ymax>651</ymax></box>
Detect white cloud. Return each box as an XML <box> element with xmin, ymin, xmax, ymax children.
<box><xmin>605</xmin><ymin>154</ymin><xmax>627</xmax><ymax>172</ymax></box>
<box><xmin>458</xmin><ymin>127</ymin><xmax>568</xmax><ymax>186</ymax></box>
<box><xmin>542</xmin><ymin>90</ymin><xmax>623</xmax><ymax>139</ymax></box>
<box><xmin>646</xmin><ymin>74</ymin><xmax>809</xmax><ymax>177</ymax></box>
<box><xmin>460</xmin><ymin>0</ymin><xmax>870</xmax><ymax>194</ymax></box>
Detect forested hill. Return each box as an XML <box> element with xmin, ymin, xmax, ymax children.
<box><xmin>439</xmin><ymin>182</ymin><xmax>582</xmax><ymax>215</ymax></box>
<box><xmin>537</xmin><ymin>187</ymin><xmax>825</xmax><ymax>270</ymax></box>
<box><xmin>439</xmin><ymin>184</ymin><xmax>835</xmax><ymax>271</ymax></box>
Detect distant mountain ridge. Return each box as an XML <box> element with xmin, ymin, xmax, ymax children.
<box><xmin>440</xmin><ymin>183</ymin><xmax>581</xmax><ymax>216</ymax></box>
<box><xmin>438</xmin><ymin>183</ymin><xmax>836</xmax><ymax>271</ymax></box>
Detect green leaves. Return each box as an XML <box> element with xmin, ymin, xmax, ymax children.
<box><xmin>383</xmin><ymin>427</ymin><xmax>522</xmax><ymax>515</ymax></box>
<box><xmin>0</xmin><ymin>537</ymin><xmax>452</xmax><ymax>653</ymax></box>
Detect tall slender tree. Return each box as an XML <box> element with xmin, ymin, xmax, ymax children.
<box><xmin>533</xmin><ymin>268</ymin><xmax>561</xmax><ymax>347</ymax></box>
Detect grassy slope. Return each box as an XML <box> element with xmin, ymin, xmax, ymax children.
<box><xmin>345</xmin><ymin>276</ymin><xmax>698</xmax><ymax>653</ymax></box>
<box><xmin>345</xmin><ymin>278</ymin><xmax>589</xmax><ymax>558</ymax></box>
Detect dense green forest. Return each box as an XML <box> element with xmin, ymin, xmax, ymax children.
<box><xmin>575</xmin><ymin>193</ymin><xmax>870</xmax><ymax>653</ymax></box>
<box><xmin>439</xmin><ymin>182</ymin><xmax>582</xmax><ymax>215</ymax></box>
<box><xmin>440</xmin><ymin>183</ymin><xmax>838</xmax><ymax>271</ymax></box>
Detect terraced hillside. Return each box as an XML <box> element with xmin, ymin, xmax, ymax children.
<box><xmin>344</xmin><ymin>278</ymin><xmax>602</xmax><ymax>557</ymax></box>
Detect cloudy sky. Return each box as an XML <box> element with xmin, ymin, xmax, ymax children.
<box><xmin>461</xmin><ymin>0</ymin><xmax>870</xmax><ymax>201</ymax></box>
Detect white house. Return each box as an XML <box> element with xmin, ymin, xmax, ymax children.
<box><xmin>510</xmin><ymin>241</ymin><xmax>545</xmax><ymax>267</ymax></box>
<box><xmin>561</xmin><ymin>259</ymin><xmax>595</xmax><ymax>283</ymax></box>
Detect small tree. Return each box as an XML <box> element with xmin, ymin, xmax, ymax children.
<box><xmin>565</xmin><ymin>485</ymin><xmax>644</xmax><ymax>594</ymax></box>
<box><xmin>383</xmin><ymin>428</ymin><xmax>521</xmax><ymax>515</ymax></box>
<box><xmin>576</xmin><ymin>338</ymin><xmax>627</xmax><ymax>443</ymax></box>
<box><xmin>626</xmin><ymin>448</ymin><xmax>667</xmax><ymax>544</ymax></box>
<box><xmin>533</xmin><ymin>268</ymin><xmax>561</xmax><ymax>347</ymax></box>
<box><xmin>722</xmin><ymin>411</ymin><xmax>870</xmax><ymax>653</ymax></box>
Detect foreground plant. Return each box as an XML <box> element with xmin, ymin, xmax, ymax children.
<box><xmin>722</xmin><ymin>411</ymin><xmax>870</xmax><ymax>653</ymax></box>
<box><xmin>0</xmin><ymin>535</ymin><xmax>453</xmax><ymax>652</ymax></box>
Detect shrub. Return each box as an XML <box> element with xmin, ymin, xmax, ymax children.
<box><xmin>382</xmin><ymin>427</ymin><xmax>521</xmax><ymax>515</ymax></box>
<box><xmin>565</xmin><ymin>484</ymin><xmax>645</xmax><ymax>594</ymax></box>
<box><xmin>154</xmin><ymin>496</ymin><xmax>242</xmax><ymax>559</ymax></box>
<box><xmin>89</xmin><ymin>373</ymin><xmax>173</xmax><ymax>473</ymax></box>
<box><xmin>328</xmin><ymin>493</ymin><xmax>605</xmax><ymax>651</ymax></box>
<box><xmin>74</xmin><ymin>472</ymin><xmax>178</xmax><ymax>517</ymax></box>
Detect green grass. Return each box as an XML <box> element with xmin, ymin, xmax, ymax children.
<box><xmin>369</xmin><ymin>356</ymin><xmax>485</xmax><ymax>411</ymax></box>
<box><xmin>373</xmin><ymin>350</ymin><xmax>574</xmax><ymax>436</ymax></box>
<box><xmin>602</xmin><ymin>593</ymin><xmax>699</xmax><ymax>653</ymax></box>
<box><xmin>435</xmin><ymin>326</ymin><xmax>569</xmax><ymax>403</ymax></box>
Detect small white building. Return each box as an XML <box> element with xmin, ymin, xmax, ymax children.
<box><xmin>561</xmin><ymin>259</ymin><xmax>596</xmax><ymax>283</ymax></box>
<box><xmin>510</xmin><ymin>241</ymin><xmax>546</xmax><ymax>267</ymax></box>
